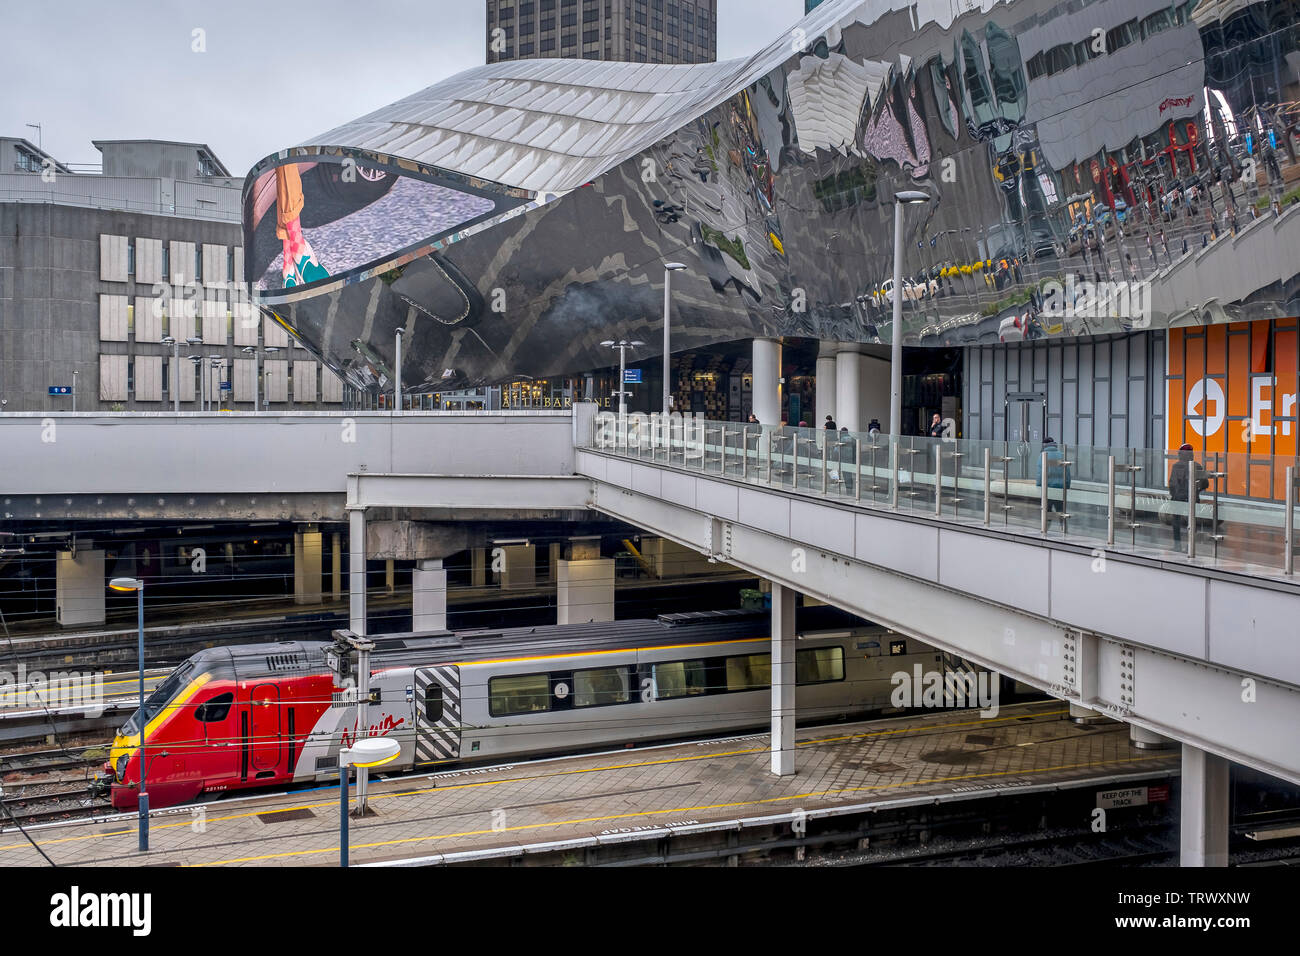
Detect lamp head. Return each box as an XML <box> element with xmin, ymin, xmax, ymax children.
<box><xmin>896</xmin><ymin>190</ymin><xmax>931</xmax><ymax>204</ymax></box>
<box><xmin>665</xmin><ymin>262</ymin><xmax>687</xmax><ymax>271</ymax></box>
<box><xmin>339</xmin><ymin>737</ymin><xmax>401</xmax><ymax>768</ymax></box>
<box><xmin>109</xmin><ymin>576</ymin><xmax>142</xmax><ymax>592</ymax></box>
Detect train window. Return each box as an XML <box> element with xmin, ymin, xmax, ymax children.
<box><xmin>123</xmin><ymin>660</ymin><xmax>195</xmax><ymax>734</ymax></box>
<box><xmin>195</xmin><ymin>692</ymin><xmax>234</xmax><ymax>722</ymax></box>
<box><xmin>724</xmin><ymin>654</ymin><xmax>770</xmax><ymax>692</ymax></box>
<box><xmin>573</xmin><ymin>666</ymin><xmax>630</xmax><ymax>708</ymax></box>
<box><xmin>652</xmin><ymin>659</ymin><xmax>709</xmax><ymax>699</ymax></box>
<box><xmin>424</xmin><ymin>684</ymin><xmax>443</xmax><ymax>723</ymax></box>
<box><xmin>489</xmin><ymin>673</ymin><xmax>552</xmax><ymax>717</ymax></box>
<box><xmin>796</xmin><ymin>647</ymin><xmax>845</xmax><ymax>685</ymax></box>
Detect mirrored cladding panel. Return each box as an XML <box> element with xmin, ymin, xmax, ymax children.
<box><xmin>244</xmin><ymin>0</ymin><xmax>1300</xmax><ymax>393</ymax></box>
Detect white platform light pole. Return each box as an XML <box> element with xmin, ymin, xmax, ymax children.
<box><xmin>338</xmin><ymin>737</ymin><xmax>400</xmax><ymax>867</ymax></box>
<box><xmin>890</xmin><ymin>190</ymin><xmax>931</xmax><ymax>437</ymax></box>
<box><xmin>662</xmin><ymin>263</ymin><xmax>687</xmax><ymax>416</ymax></box>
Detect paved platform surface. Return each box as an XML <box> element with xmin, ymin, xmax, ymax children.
<box><xmin>0</xmin><ymin>702</ymin><xmax>1178</xmax><ymax>866</ymax></box>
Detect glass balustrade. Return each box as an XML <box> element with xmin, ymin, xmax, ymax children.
<box><xmin>587</xmin><ymin>412</ymin><xmax>1300</xmax><ymax>580</ymax></box>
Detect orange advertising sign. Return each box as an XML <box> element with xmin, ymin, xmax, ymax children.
<box><xmin>1167</xmin><ymin>319</ymin><xmax>1299</xmax><ymax>499</ymax></box>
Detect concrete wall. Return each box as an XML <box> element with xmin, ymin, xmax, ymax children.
<box><xmin>0</xmin><ymin>412</ymin><xmax>577</xmax><ymax>497</ymax></box>
<box><xmin>0</xmin><ymin>202</ymin><xmax>342</xmax><ymax>413</ymax></box>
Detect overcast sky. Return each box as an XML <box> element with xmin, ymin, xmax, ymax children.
<box><xmin>1</xmin><ymin>0</ymin><xmax>806</xmax><ymax>177</ymax></box>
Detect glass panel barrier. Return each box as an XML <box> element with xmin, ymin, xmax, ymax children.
<box><xmin>580</xmin><ymin>415</ymin><xmax>1299</xmax><ymax>580</ymax></box>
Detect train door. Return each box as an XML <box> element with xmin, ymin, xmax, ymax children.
<box><xmin>414</xmin><ymin>666</ymin><xmax>461</xmax><ymax>765</ymax></box>
<box><xmin>249</xmin><ymin>683</ymin><xmax>281</xmax><ymax>775</ymax></box>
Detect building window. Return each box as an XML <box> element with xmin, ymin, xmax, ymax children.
<box><xmin>227</xmin><ymin>248</ymin><xmax>234</xmax><ymax>282</ymax></box>
<box><xmin>561</xmin><ymin>12</ymin><xmax>576</xmax><ymax>25</ymax></box>
<box><xmin>161</xmin><ymin>245</ymin><xmax>170</xmax><ymax>280</ymax></box>
<box><xmin>541</xmin><ymin>36</ymin><xmax>555</xmax><ymax>51</ymax></box>
<box><xmin>127</xmin><ymin>240</ymin><xmax>136</xmax><ymax>277</ymax></box>
<box><xmin>127</xmin><ymin>359</ymin><xmax>135</xmax><ymax>396</ymax></box>
<box><xmin>562</xmin><ymin>30</ymin><xmax>575</xmax><ymax>46</ymax></box>
<box><xmin>520</xmin><ymin>0</ymin><xmax>534</xmax><ymax>13</ymax></box>
<box><xmin>583</xmin><ymin>28</ymin><xmax>598</xmax><ymax>42</ymax></box>
<box><xmin>541</xmin><ymin>15</ymin><xmax>554</xmax><ymax>29</ymax></box>
<box><xmin>520</xmin><ymin>40</ymin><xmax>535</xmax><ymax>55</ymax></box>
<box><xmin>520</xmin><ymin>18</ymin><xmax>534</xmax><ymax>33</ymax></box>
<box><xmin>194</xmin><ymin>247</ymin><xmax>202</xmax><ymax>283</ymax></box>
<box><xmin>499</xmin><ymin>5</ymin><xmax>514</xmax><ymax>18</ymax></box>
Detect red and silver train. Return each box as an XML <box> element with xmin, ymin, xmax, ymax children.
<box><xmin>101</xmin><ymin>608</ymin><xmax>973</xmax><ymax>810</ymax></box>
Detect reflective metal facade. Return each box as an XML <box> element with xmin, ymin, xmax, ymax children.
<box><xmin>244</xmin><ymin>0</ymin><xmax>1300</xmax><ymax>392</ymax></box>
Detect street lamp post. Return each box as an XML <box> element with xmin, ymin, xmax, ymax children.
<box><xmin>394</xmin><ymin>328</ymin><xmax>403</xmax><ymax>414</ymax></box>
<box><xmin>162</xmin><ymin>337</ymin><xmax>179</xmax><ymax>413</ymax></box>
<box><xmin>108</xmin><ymin>577</ymin><xmax>147</xmax><ymax>851</ymax></box>
<box><xmin>188</xmin><ymin>356</ymin><xmax>203</xmax><ymax>410</ymax></box>
<box><xmin>599</xmin><ymin>339</ymin><xmax>643</xmax><ymax>418</ymax></box>
<box><xmin>662</xmin><ymin>263</ymin><xmax>686</xmax><ymax>416</ymax></box>
<box><xmin>338</xmin><ymin>738</ymin><xmax>401</xmax><ymax>867</ymax></box>
<box><xmin>209</xmin><ymin>356</ymin><xmax>224</xmax><ymax>411</ymax></box>
<box><xmin>71</xmin><ymin>370</ymin><xmax>77</xmax><ymax>413</ymax></box>
<box><xmin>890</xmin><ymin>190</ymin><xmax>931</xmax><ymax>438</ymax></box>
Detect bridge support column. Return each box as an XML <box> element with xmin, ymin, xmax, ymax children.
<box><xmin>1180</xmin><ymin>744</ymin><xmax>1229</xmax><ymax>867</ymax></box>
<box><xmin>55</xmin><ymin>549</ymin><xmax>105</xmax><ymax>627</ymax></box>
<box><xmin>412</xmin><ymin>559</ymin><xmax>447</xmax><ymax>631</ymax></box>
<box><xmin>293</xmin><ymin>530</ymin><xmax>322</xmax><ymax>605</ymax></box>
<box><xmin>548</xmin><ymin>542</ymin><xmax>562</xmax><ymax>582</ymax></box>
<box><xmin>470</xmin><ymin>548</ymin><xmax>486</xmax><ymax>588</ymax></box>
<box><xmin>815</xmin><ymin>341</ymin><xmax>837</xmax><ymax>427</ymax></box>
<box><xmin>835</xmin><ymin>345</ymin><xmax>864</xmax><ymax>434</ymax></box>
<box><xmin>500</xmin><ymin>544</ymin><xmax>536</xmax><ymax>590</ymax></box>
<box><xmin>556</xmin><ymin>558</ymin><xmax>614</xmax><ymax>625</ymax></box>
<box><xmin>348</xmin><ymin>508</ymin><xmax>367</xmax><ymax>636</ymax></box>
<box><xmin>331</xmin><ymin>533</ymin><xmax>342</xmax><ymax>601</ymax></box>
<box><xmin>752</xmin><ymin>338</ymin><xmax>782</xmax><ymax>426</ymax></box>
<box><xmin>771</xmin><ymin>582</ymin><xmax>796</xmax><ymax>776</ymax></box>
<box><xmin>384</xmin><ymin>559</ymin><xmax>395</xmax><ymax>595</ymax></box>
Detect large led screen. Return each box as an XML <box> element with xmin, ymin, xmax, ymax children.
<box><xmin>245</xmin><ymin>160</ymin><xmax>498</xmax><ymax>292</ymax></box>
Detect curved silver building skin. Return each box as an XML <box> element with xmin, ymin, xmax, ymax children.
<box><xmin>243</xmin><ymin>0</ymin><xmax>1300</xmax><ymax>392</ymax></box>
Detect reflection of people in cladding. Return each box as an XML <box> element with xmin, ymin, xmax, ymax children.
<box><xmin>272</xmin><ymin>165</ymin><xmax>328</xmax><ymax>287</ymax></box>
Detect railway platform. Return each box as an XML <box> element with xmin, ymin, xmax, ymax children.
<box><xmin>0</xmin><ymin>701</ymin><xmax>1180</xmax><ymax>866</ymax></box>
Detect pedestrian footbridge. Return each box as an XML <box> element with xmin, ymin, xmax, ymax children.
<box><xmin>3</xmin><ymin>407</ymin><xmax>1298</xmax><ymax>788</ymax></box>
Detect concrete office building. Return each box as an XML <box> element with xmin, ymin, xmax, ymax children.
<box><xmin>486</xmin><ymin>0</ymin><xmax>717</xmax><ymax>64</ymax></box>
<box><xmin>0</xmin><ymin>138</ymin><xmax>346</xmax><ymax>412</ymax></box>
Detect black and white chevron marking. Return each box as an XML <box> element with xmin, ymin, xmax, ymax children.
<box><xmin>414</xmin><ymin>665</ymin><xmax>462</xmax><ymax>763</ymax></box>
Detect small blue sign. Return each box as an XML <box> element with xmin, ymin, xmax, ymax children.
<box><xmin>48</xmin><ymin>386</ymin><xmax>71</xmax><ymax>395</ymax></box>
<box><xmin>219</xmin><ymin>381</ymin><xmax>232</xmax><ymax>391</ymax></box>
<box><xmin>623</xmin><ymin>369</ymin><xmax>642</xmax><ymax>384</ymax></box>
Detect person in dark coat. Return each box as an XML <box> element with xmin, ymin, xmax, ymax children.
<box><xmin>1168</xmin><ymin>442</ymin><xmax>1209</xmax><ymax>548</ymax></box>
<box><xmin>1035</xmin><ymin>437</ymin><xmax>1070</xmax><ymax>513</ymax></box>
<box><xmin>823</xmin><ymin>414</ymin><xmax>836</xmax><ymax>430</ymax></box>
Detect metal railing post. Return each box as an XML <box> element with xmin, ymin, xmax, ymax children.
<box><xmin>721</xmin><ymin>424</ymin><xmax>728</xmax><ymax>475</ymax></box>
<box><xmin>1040</xmin><ymin>450</ymin><xmax>1049</xmax><ymax>534</ymax></box>
<box><xmin>1187</xmin><ymin>457</ymin><xmax>1197</xmax><ymax>560</ymax></box>
<box><xmin>1286</xmin><ymin>465</ymin><xmax>1295</xmax><ymax>574</ymax></box>
<box><xmin>821</xmin><ymin>437</ymin><xmax>828</xmax><ymax>495</ymax></box>
<box><xmin>854</xmin><ymin>438</ymin><xmax>862</xmax><ymax>502</ymax></box>
<box><xmin>766</xmin><ymin>431</ymin><xmax>774</xmax><ymax>486</ymax></box>
<box><xmin>1107</xmin><ymin>455</ymin><xmax>1116</xmax><ymax>546</ymax></box>
<box><xmin>890</xmin><ymin>440</ymin><xmax>899</xmax><ymax>510</ymax></box>
<box><xmin>742</xmin><ymin>426</ymin><xmax>749</xmax><ymax>480</ymax></box>
<box><xmin>934</xmin><ymin>446</ymin><xmax>943</xmax><ymax>516</ymax></box>
<box><xmin>983</xmin><ymin>447</ymin><xmax>991</xmax><ymax>526</ymax></box>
